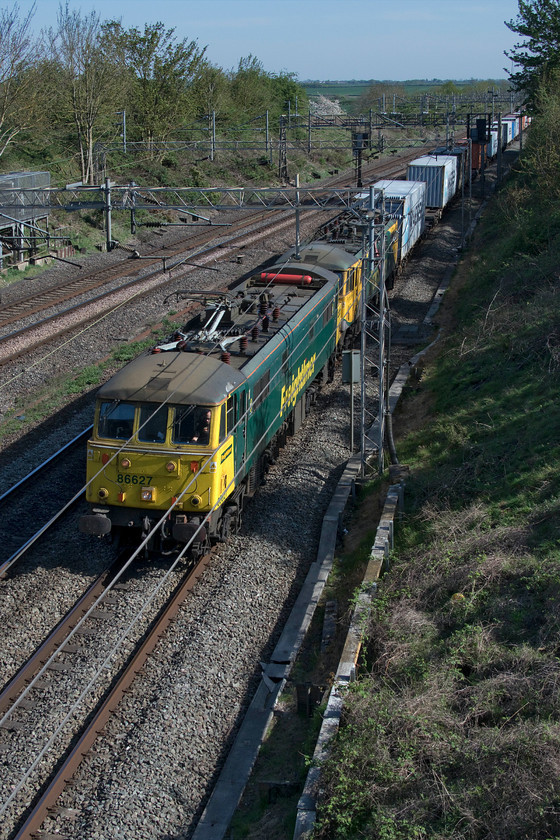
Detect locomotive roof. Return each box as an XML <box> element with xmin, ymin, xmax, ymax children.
<box><xmin>275</xmin><ymin>241</ymin><xmax>360</xmax><ymax>272</ymax></box>
<box><xmin>97</xmin><ymin>352</ymin><xmax>247</xmax><ymax>406</ymax></box>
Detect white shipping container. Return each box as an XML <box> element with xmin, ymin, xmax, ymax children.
<box><xmin>406</xmin><ymin>155</ymin><xmax>457</xmax><ymax>209</ymax></box>
<box><xmin>373</xmin><ymin>179</ymin><xmax>426</xmax><ymax>261</ymax></box>
<box><xmin>502</xmin><ymin>120</ymin><xmax>514</xmax><ymax>143</ymax></box>
<box><xmin>487</xmin><ymin>130</ymin><xmax>498</xmax><ymax>159</ymax></box>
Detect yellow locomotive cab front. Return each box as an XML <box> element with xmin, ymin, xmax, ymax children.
<box><xmin>80</xmin><ymin>397</ymin><xmax>235</xmax><ymax>543</ymax></box>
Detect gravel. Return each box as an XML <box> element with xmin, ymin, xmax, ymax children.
<box><xmin>0</xmin><ymin>149</ymin><xmax>516</xmax><ymax>838</ymax></box>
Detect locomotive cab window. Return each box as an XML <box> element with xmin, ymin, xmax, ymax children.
<box><xmin>173</xmin><ymin>405</ymin><xmax>212</xmax><ymax>445</ymax></box>
<box><xmin>97</xmin><ymin>401</ymin><xmax>135</xmax><ymax>440</ymax></box>
<box><xmin>337</xmin><ymin>273</ymin><xmax>344</xmax><ymax>295</ymax></box>
<box><xmin>219</xmin><ymin>404</ymin><xmax>226</xmax><ymax>441</ymax></box>
<box><xmin>226</xmin><ymin>394</ymin><xmax>236</xmax><ymax>435</ymax></box>
<box><xmin>138</xmin><ymin>403</ymin><xmax>168</xmax><ymax>443</ymax></box>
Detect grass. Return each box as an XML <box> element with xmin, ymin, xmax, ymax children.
<box><xmin>314</xmin><ymin>134</ymin><xmax>560</xmax><ymax>838</ymax></box>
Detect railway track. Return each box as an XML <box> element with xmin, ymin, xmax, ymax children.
<box><xmin>0</xmin><ymin>426</ymin><xmax>92</xmax><ymax>576</ymax></box>
<box><xmin>0</xmin><ymin>151</ymin><xmax>428</xmax><ymax>367</ymax></box>
<box><xmin>0</xmin><ymin>548</ymin><xmax>212</xmax><ymax>840</ymax></box>
<box><xmin>0</xmin><ymin>148</ymin><xmax>491</xmax><ymax>839</ymax></box>
<box><xmin>0</xmin><ymin>208</ymin><xmax>309</xmax><ymax>366</ymax></box>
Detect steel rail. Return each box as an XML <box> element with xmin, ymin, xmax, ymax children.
<box><xmin>11</xmin><ymin>550</ymin><xmax>213</xmax><ymax>840</ymax></box>
<box><xmin>0</xmin><ymin>425</ymin><xmax>92</xmax><ymax>507</ymax></box>
<box><xmin>0</xmin><ymin>152</ymin><xmax>421</xmax><ymax>332</ymax></box>
<box><xmin>0</xmin><ymin>568</ymin><xmax>115</xmax><ymax>714</ymax></box>
<box><xmin>0</xmin><ymin>206</ymin><xmax>310</xmax><ymax>366</ymax></box>
<box><xmin>0</xmin><ymin>427</ymin><xmax>93</xmax><ymax>579</ymax></box>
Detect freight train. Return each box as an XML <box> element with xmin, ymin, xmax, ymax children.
<box><xmin>79</xmin><ymin>116</ymin><xmax>526</xmax><ymax>555</ymax></box>
<box><xmin>79</xmin><ymin>210</ymin><xmax>399</xmax><ymax>555</ymax></box>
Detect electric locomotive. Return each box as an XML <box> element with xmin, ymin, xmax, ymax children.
<box><xmin>79</xmin><ymin>218</ymin><xmax>397</xmax><ymax>555</ymax></box>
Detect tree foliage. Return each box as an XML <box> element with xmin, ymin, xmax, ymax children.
<box><xmin>0</xmin><ymin>7</ymin><xmax>306</xmax><ymax>179</ymax></box>
<box><xmin>521</xmin><ymin>68</ymin><xmax>560</xmax><ymax>203</ymax></box>
<box><xmin>505</xmin><ymin>0</ymin><xmax>560</xmax><ymax>104</ymax></box>
<box><xmin>356</xmin><ymin>82</ymin><xmax>407</xmax><ymax>114</ymax></box>
<box><xmin>47</xmin><ymin>3</ymin><xmax>123</xmax><ymax>183</ymax></box>
<box><xmin>190</xmin><ymin>62</ymin><xmax>229</xmax><ymax>119</ymax></box>
<box><xmin>0</xmin><ymin>2</ymin><xmax>38</xmax><ymax>158</ymax></box>
<box><xmin>105</xmin><ymin>21</ymin><xmax>206</xmax><ymax>145</ymax></box>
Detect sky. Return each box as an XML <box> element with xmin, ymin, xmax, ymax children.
<box><xmin>21</xmin><ymin>0</ymin><xmax>524</xmax><ymax>82</ymax></box>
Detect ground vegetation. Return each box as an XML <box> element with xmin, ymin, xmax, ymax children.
<box><xmin>315</xmin><ymin>70</ymin><xmax>560</xmax><ymax>840</ymax></box>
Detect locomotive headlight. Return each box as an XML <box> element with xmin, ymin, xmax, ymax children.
<box><xmin>190</xmin><ymin>495</ymin><xmax>202</xmax><ymax>507</ymax></box>
<box><xmin>141</xmin><ymin>486</ymin><xmax>156</xmax><ymax>502</ymax></box>
<box><xmin>165</xmin><ymin>461</ymin><xmax>177</xmax><ymax>472</ymax></box>
<box><xmin>98</xmin><ymin>487</ymin><xmax>109</xmax><ymax>499</ymax></box>
<box><xmin>121</xmin><ymin>458</ymin><xmax>131</xmax><ymax>469</ymax></box>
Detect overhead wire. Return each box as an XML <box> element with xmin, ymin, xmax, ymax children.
<box><xmin>0</xmin><ymin>225</ymin><xmax>387</xmax><ymax>815</ymax></box>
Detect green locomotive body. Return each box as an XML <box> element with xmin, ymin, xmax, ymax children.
<box><xmin>80</xmin><ymin>227</ymin><xmax>393</xmax><ymax>554</ymax></box>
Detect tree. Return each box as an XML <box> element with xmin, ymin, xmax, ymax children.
<box><xmin>356</xmin><ymin>82</ymin><xmax>407</xmax><ymax>114</ymax></box>
<box><xmin>229</xmin><ymin>55</ymin><xmax>273</xmax><ymax>118</ymax></box>
<box><xmin>47</xmin><ymin>3</ymin><xmax>123</xmax><ymax>183</ymax></box>
<box><xmin>521</xmin><ymin>68</ymin><xmax>560</xmax><ymax>202</ymax></box>
<box><xmin>436</xmin><ymin>81</ymin><xmax>461</xmax><ymax>96</ymax></box>
<box><xmin>0</xmin><ymin>3</ymin><xmax>38</xmax><ymax>158</ymax></box>
<box><xmin>505</xmin><ymin>0</ymin><xmax>560</xmax><ymax>104</ymax></box>
<box><xmin>190</xmin><ymin>62</ymin><xmax>229</xmax><ymax>119</ymax></box>
<box><xmin>269</xmin><ymin>71</ymin><xmax>308</xmax><ymax>120</ymax></box>
<box><xmin>106</xmin><ymin>22</ymin><xmax>206</xmax><ymax>147</ymax></box>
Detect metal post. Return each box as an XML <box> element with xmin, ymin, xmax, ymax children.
<box><xmin>294</xmin><ymin>173</ymin><xmax>301</xmax><ymax>260</ymax></box>
<box><xmin>130</xmin><ymin>183</ymin><xmax>136</xmax><ymax>235</ymax></box>
<box><xmin>359</xmin><ymin>187</ymin><xmax>387</xmax><ymax>476</ymax></box>
<box><xmin>350</xmin><ymin>377</ymin><xmax>354</xmax><ymax>453</ymax></box>
<box><xmin>468</xmin><ymin>137</ymin><xmax>472</xmax><ymax>230</ymax></box>
<box><xmin>377</xmin><ymin>193</ymin><xmax>386</xmax><ymax>475</ymax></box>
<box><xmin>360</xmin><ymin>199</ymin><xmax>371</xmax><ymax>476</ymax></box>
<box><xmin>116</xmin><ymin>111</ymin><xmax>126</xmax><ymax>154</ymax></box>
<box><xmin>279</xmin><ymin>115</ymin><xmax>288</xmax><ymax>182</ymax></box>
<box><xmin>210</xmin><ymin>111</ymin><xmax>216</xmax><ymax>161</ymax></box>
<box><xmin>104</xmin><ymin>177</ymin><xmax>112</xmax><ymax>251</ymax></box>
<box><xmin>356</xmin><ymin>145</ymin><xmax>363</xmax><ymax>189</ymax></box>
<box><xmin>308</xmin><ymin>108</ymin><xmax>312</xmax><ymax>155</ymax></box>
<box><xmin>266</xmin><ymin>110</ymin><xmax>270</xmax><ymax>159</ymax></box>
<box><xmin>497</xmin><ymin>113</ymin><xmax>502</xmax><ymax>185</ymax></box>
<box><xmin>461</xmin><ymin>151</ymin><xmax>465</xmax><ymax>248</ymax></box>
<box><xmin>481</xmin><ymin>125</ymin><xmax>486</xmax><ymax>199</ymax></box>
<box><xmin>16</xmin><ymin>223</ymin><xmax>23</xmax><ymax>262</ymax></box>
<box><xmin>519</xmin><ymin>111</ymin><xmax>523</xmax><ymax>152</ymax></box>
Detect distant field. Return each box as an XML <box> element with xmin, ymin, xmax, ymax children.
<box><xmin>304</xmin><ymin>84</ymin><xmax>368</xmax><ymax>98</ymax></box>
<box><xmin>303</xmin><ymin>80</ymin><xmax>508</xmax><ymax>99</ymax></box>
